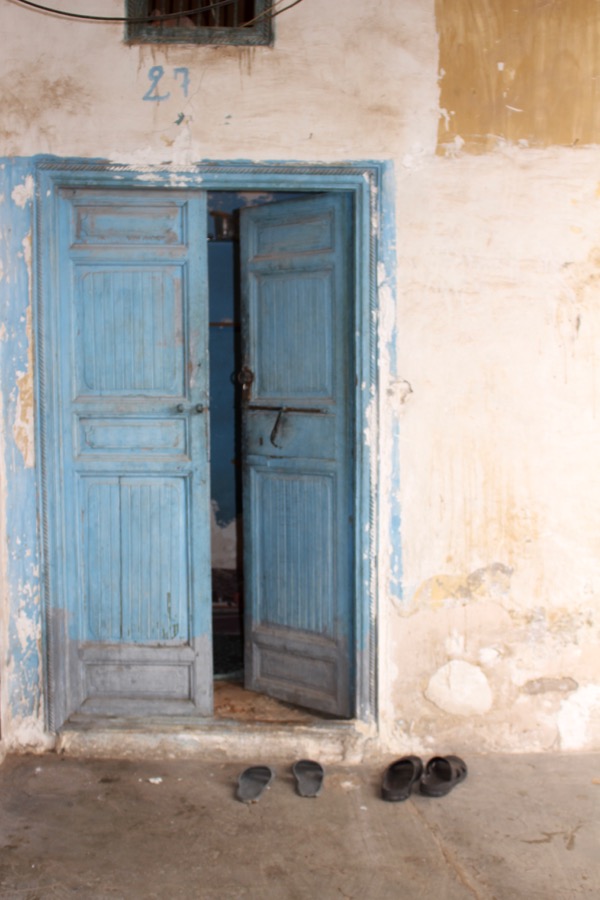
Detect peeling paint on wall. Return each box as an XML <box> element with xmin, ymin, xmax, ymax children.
<box><xmin>13</xmin><ymin>300</ymin><xmax>34</xmax><ymax>469</ymax></box>
<box><xmin>0</xmin><ymin>160</ymin><xmax>44</xmax><ymax>748</ymax></box>
<box><xmin>2</xmin><ymin>715</ymin><xmax>55</xmax><ymax>754</ymax></box>
<box><xmin>10</xmin><ymin>175</ymin><xmax>34</xmax><ymax>209</ymax></box>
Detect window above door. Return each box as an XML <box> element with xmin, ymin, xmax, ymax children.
<box><xmin>125</xmin><ymin>0</ymin><xmax>273</xmax><ymax>45</ymax></box>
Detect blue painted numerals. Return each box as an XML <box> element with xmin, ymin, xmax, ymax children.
<box><xmin>143</xmin><ymin>66</ymin><xmax>190</xmax><ymax>101</ymax></box>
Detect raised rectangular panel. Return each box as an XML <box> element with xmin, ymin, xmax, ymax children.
<box><xmin>75</xmin><ymin>266</ymin><xmax>184</xmax><ymax>395</ymax></box>
<box><xmin>77</xmin><ymin>417</ymin><xmax>188</xmax><ymax>458</ymax></box>
<box><xmin>73</xmin><ymin>203</ymin><xmax>186</xmax><ymax>246</ymax></box>
<box><xmin>255</xmin><ymin>213</ymin><xmax>333</xmax><ymax>257</ymax></box>
<box><xmin>252</xmin><ymin>469</ymin><xmax>335</xmax><ymax>635</ymax></box>
<box><xmin>120</xmin><ymin>478</ymin><xmax>189</xmax><ymax>643</ymax></box>
<box><xmin>252</xmin><ymin>270</ymin><xmax>334</xmax><ymax>399</ymax></box>
<box><xmin>78</xmin><ymin>476</ymin><xmax>190</xmax><ymax>644</ymax></box>
<box><xmin>85</xmin><ymin>662</ymin><xmax>191</xmax><ymax>699</ymax></box>
<box><xmin>257</xmin><ymin>644</ymin><xmax>337</xmax><ymax>694</ymax></box>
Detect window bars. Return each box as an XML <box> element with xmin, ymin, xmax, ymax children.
<box><xmin>125</xmin><ymin>0</ymin><xmax>273</xmax><ymax>44</ymax></box>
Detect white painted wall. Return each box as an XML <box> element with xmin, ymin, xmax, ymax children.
<box><xmin>1</xmin><ymin>0</ymin><xmax>599</xmax><ymax>753</ymax></box>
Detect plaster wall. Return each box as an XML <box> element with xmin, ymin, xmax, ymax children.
<box><xmin>1</xmin><ymin>0</ymin><xmax>599</xmax><ymax>756</ymax></box>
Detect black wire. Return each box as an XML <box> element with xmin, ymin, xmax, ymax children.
<box><xmin>10</xmin><ymin>0</ymin><xmax>242</xmax><ymax>24</ymax></box>
<box><xmin>270</xmin><ymin>0</ymin><xmax>302</xmax><ymax>18</ymax></box>
<box><xmin>242</xmin><ymin>0</ymin><xmax>302</xmax><ymax>25</ymax></box>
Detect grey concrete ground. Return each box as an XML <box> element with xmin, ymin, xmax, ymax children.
<box><xmin>0</xmin><ymin>752</ymin><xmax>598</xmax><ymax>899</ymax></box>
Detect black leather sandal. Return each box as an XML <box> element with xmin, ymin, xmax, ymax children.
<box><xmin>381</xmin><ymin>755</ymin><xmax>423</xmax><ymax>802</ymax></box>
<box><xmin>419</xmin><ymin>755</ymin><xmax>468</xmax><ymax>797</ymax></box>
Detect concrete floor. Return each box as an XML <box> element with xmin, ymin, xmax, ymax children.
<box><xmin>0</xmin><ymin>752</ymin><xmax>598</xmax><ymax>899</ymax></box>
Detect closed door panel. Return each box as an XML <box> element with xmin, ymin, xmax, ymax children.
<box><xmin>46</xmin><ymin>188</ymin><xmax>211</xmax><ymax>725</ymax></box>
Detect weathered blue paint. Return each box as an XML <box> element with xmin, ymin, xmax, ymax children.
<box><xmin>0</xmin><ymin>159</ymin><xmax>43</xmax><ymax>730</ymax></box>
<box><xmin>143</xmin><ymin>65</ymin><xmax>171</xmax><ymax>101</ymax></box>
<box><xmin>241</xmin><ymin>194</ymin><xmax>355</xmax><ymax>717</ymax></box>
<box><xmin>39</xmin><ymin>184</ymin><xmax>212</xmax><ymax>725</ymax></box>
<box><xmin>173</xmin><ymin>67</ymin><xmax>190</xmax><ymax>98</ymax></box>
<box><xmin>0</xmin><ymin>156</ymin><xmax>394</xmax><ymax>734</ymax></box>
<box><xmin>143</xmin><ymin>66</ymin><xmax>190</xmax><ymax>102</ymax></box>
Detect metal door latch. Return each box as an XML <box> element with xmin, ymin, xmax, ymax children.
<box><xmin>237</xmin><ymin>366</ymin><xmax>254</xmax><ymax>386</ymax></box>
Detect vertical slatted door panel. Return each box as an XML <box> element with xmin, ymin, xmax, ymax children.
<box><xmin>120</xmin><ymin>478</ymin><xmax>188</xmax><ymax>643</ymax></box>
<box><xmin>79</xmin><ymin>477</ymin><xmax>122</xmax><ymax>642</ymax></box>
<box><xmin>241</xmin><ymin>194</ymin><xmax>354</xmax><ymax>717</ymax></box>
<box><xmin>54</xmin><ymin>189</ymin><xmax>211</xmax><ymax>723</ymax></box>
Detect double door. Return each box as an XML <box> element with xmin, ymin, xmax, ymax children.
<box><xmin>46</xmin><ymin>187</ymin><xmax>354</xmax><ymax>727</ymax></box>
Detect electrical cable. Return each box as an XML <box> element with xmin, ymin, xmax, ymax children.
<box><xmin>268</xmin><ymin>0</ymin><xmax>303</xmax><ymax>18</ymax></box>
<box><xmin>10</xmin><ymin>0</ymin><xmax>241</xmax><ymax>24</ymax></box>
<box><xmin>242</xmin><ymin>0</ymin><xmax>303</xmax><ymax>26</ymax></box>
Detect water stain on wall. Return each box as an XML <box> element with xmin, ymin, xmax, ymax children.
<box><xmin>437</xmin><ymin>0</ymin><xmax>600</xmax><ymax>152</ymax></box>
<box><xmin>412</xmin><ymin>563</ymin><xmax>513</xmax><ymax>611</ymax></box>
<box><xmin>1</xmin><ymin>68</ymin><xmax>91</xmax><ymax>152</ymax></box>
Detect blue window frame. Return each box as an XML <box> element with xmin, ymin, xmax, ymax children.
<box><xmin>125</xmin><ymin>1</ymin><xmax>273</xmax><ymax>45</ymax></box>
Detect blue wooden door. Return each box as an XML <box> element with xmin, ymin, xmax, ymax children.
<box><xmin>52</xmin><ymin>188</ymin><xmax>211</xmax><ymax>723</ymax></box>
<box><xmin>240</xmin><ymin>194</ymin><xmax>354</xmax><ymax>717</ymax></box>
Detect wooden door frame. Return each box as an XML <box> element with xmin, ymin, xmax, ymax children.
<box><xmin>35</xmin><ymin>159</ymin><xmax>388</xmax><ymax>730</ymax></box>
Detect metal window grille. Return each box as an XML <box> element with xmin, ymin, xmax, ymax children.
<box><xmin>125</xmin><ymin>0</ymin><xmax>273</xmax><ymax>45</ymax></box>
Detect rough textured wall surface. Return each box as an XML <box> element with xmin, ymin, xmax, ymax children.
<box><xmin>390</xmin><ymin>146</ymin><xmax>600</xmax><ymax>752</ymax></box>
<box><xmin>437</xmin><ymin>0</ymin><xmax>600</xmax><ymax>152</ymax></box>
<box><xmin>1</xmin><ymin>0</ymin><xmax>600</xmax><ymax>755</ymax></box>
<box><xmin>0</xmin><ymin>0</ymin><xmax>437</xmax><ymax>163</ymax></box>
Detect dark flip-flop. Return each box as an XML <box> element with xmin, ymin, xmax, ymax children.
<box><xmin>419</xmin><ymin>755</ymin><xmax>468</xmax><ymax>797</ymax></box>
<box><xmin>236</xmin><ymin>765</ymin><xmax>275</xmax><ymax>803</ymax></box>
<box><xmin>292</xmin><ymin>759</ymin><xmax>325</xmax><ymax>797</ymax></box>
<box><xmin>381</xmin><ymin>755</ymin><xmax>423</xmax><ymax>802</ymax></box>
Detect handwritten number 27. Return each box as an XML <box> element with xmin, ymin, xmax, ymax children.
<box><xmin>143</xmin><ymin>66</ymin><xmax>190</xmax><ymax>101</ymax></box>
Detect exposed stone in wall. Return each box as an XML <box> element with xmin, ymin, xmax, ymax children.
<box><xmin>425</xmin><ymin>659</ymin><xmax>493</xmax><ymax>715</ymax></box>
<box><xmin>437</xmin><ymin>0</ymin><xmax>600</xmax><ymax>152</ymax></box>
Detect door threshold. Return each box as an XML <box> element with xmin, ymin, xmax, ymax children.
<box><xmin>56</xmin><ymin>715</ymin><xmax>375</xmax><ymax>764</ymax></box>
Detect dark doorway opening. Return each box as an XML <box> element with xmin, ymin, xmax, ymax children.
<box><xmin>208</xmin><ymin>195</ymin><xmax>244</xmax><ymax>680</ymax></box>
<box><xmin>208</xmin><ymin>191</ymin><xmax>304</xmax><ymax>683</ymax></box>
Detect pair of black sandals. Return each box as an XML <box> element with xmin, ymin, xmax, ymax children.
<box><xmin>236</xmin><ymin>754</ymin><xmax>467</xmax><ymax>804</ymax></box>
<box><xmin>236</xmin><ymin>759</ymin><xmax>324</xmax><ymax>803</ymax></box>
<box><xmin>381</xmin><ymin>754</ymin><xmax>468</xmax><ymax>802</ymax></box>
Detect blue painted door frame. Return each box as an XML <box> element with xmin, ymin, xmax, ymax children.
<box><xmin>35</xmin><ymin>160</ymin><xmax>384</xmax><ymax>730</ymax></box>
